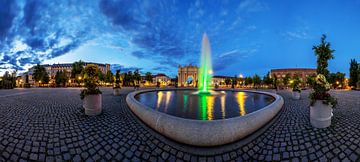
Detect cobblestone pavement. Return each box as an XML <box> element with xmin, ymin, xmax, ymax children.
<box><xmin>1</xmin><ymin>88</ymin><xmax>360</xmax><ymax>161</ymax></box>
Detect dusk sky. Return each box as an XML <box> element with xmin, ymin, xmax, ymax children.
<box><xmin>0</xmin><ymin>0</ymin><xmax>359</xmax><ymax>77</ymax></box>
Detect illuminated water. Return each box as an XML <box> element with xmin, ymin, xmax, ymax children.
<box><xmin>135</xmin><ymin>90</ymin><xmax>275</xmax><ymax>120</ymax></box>
<box><xmin>198</xmin><ymin>33</ymin><xmax>213</xmax><ymax>93</ymax></box>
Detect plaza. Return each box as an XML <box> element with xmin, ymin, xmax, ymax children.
<box><xmin>1</xmin><ymin>87</ymin><xmax>360</xmax><ymax>161</ymax></box>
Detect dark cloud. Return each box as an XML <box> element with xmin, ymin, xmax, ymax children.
<box><xmin>0</xmin><ymin>0</ymin><xmax>17</xmax><ymax>39</ymax></box>
<box><xmin>110</xmin><ymin>64</ymin><xmax>143</xmax><ymax>73</ymax></box>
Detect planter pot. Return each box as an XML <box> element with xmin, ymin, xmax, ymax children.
<box><xmin>310</xmin><ymin>100</ymin><xmax>333</xmax><ymax>128</ymax></box>
<box><xmin>83</xmin><ymin>94</ymin><xmax>102</xmax><ymax>116</ymax></box>
<box><xmin>113</xmin><ymin>88</ymin><xmax>121</xmax><ymax>96</ymax></box>
<box><xmin>292</xmin><ymin>91</ymin><xmax>301</xmax><ymax>100</ymax></box>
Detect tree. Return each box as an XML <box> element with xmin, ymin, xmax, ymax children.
<box><xmin>282</xmin><ymin>73</ymin><xmax>291</xmax><ymax>87</ymax></box>
<box><xmin>98</xmin><ymin>70</ymin><xmax>105</xmax><ymax>84</ymax></box>
<box><xmin>114</xmin><ymin>70</ymin><xmax>121</xmax><ymax>88</ymax></box>
<box><xmin>133</xmin><ymin>69</ymin><xmax>141</xmax><ymax>87</ymax></box>
<box><xmin>224</xmin><ymin>78</ymin><xmax>231</xmax><ymax>87</ymax></box>
<box><xmin>71</xmin><ymin>60</ymin><xmax>84</xmax><ymax>78</ymax></box>
<box><xmin>253</xmin><ymin>74</ymin><xmax>261</xmax><ymax>88</ymax></box>
<box><xmin>245</xmin><ymin>77</ymin><xmax>253</xmax><ymax>86</ymax></box>
<box><xmin>105</xmin><ymin>71</ymin><xmax>114</xmax><ymax>84</ymax></box>
<box><xmin>312</xmin><ymin>34</ymin><xmax>335</xmax><ymax>80</ymax></box>
<box><xmin>231</xmin><ymin>75</ymin><xmax>237</xmax><ymax>88</ymax></box>
<box><xmin>263</xmin><ymin>72</ymin><xmax>273</xmax><ymax>87</ymax></box>
<box><xmin>309</xmin><ymin>34</ymin><xmax>337</xmax><ymax>106</ymax></box>
<box><xmin>55</xmin><ymin>70</ymin><xmax>68</xmax><ymax>87</ymax></box>
<box><xmin>349</xmin><ymin>59</ymin><xmax>358</xmax><ymax>88</ymax></box>
<box><xmin>273</xmin><ymin>74</ymin><xmax>279</xmax><ymax>90</ymax></box>
<box><xmin>329</xmin><ymin>72</ymin><xmax>345</xmax><ymax>89</ymax></box>
<box><xmin>145</xmin><ymin>72</ymin><xmax>153</xmax><ymax>83</ymax></box>
<box><xmin>33</xmin><ymin>64</ymin><xmax>49</xmax><ymax>85</ymax></box>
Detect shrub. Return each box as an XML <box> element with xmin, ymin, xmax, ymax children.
<box><xmin>80</xmin><ymin>64</ymin><xmax>102</xmax><ymax>100</ymax></box>
<box><xmin>114</xmin><ymin>70</ymin><xmax>121</xmax><ymax>89</ymax></box>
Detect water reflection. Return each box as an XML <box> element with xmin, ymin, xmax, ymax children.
<box><xmin>156</xmin><ymin>91</ymin><xmax>163</xmax><ymax>110</ymax></box>
<box><xmin>136</xmin><ymin>90</ymin><xmax>274</xmax><ymax>120</ymax></box>
<box><xmin>236</xmin><ymin>92</ymin><xmax>247</xmax><ymax>116</ymax></box>
<box><xmin>220</xmin><ymin>95</ymin><xmax>226</xmax><ymax>118</ymax></box>
<box><xmin>164</xmin><ymin>91</ymin><xmax>172</xmax><ymax>112</ymax></box>
<box><xmin>206</xmin><ymin>96</ymin><xmax>214</xmax><ymax>120</ymax></box>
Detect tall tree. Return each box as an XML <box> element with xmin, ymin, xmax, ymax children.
<box><xmin>145</xmin><ymin>72</ymin><xmax>153</xmax><ymax>83</ymax></box>
<box><xmin>282</xmin><ymin>73</ymin><xmax>291</xmax><ymax>87</ymax></box>
<box><xmin>105</xmin><ymin>71</ymin><xmax>114</xmax><ymax>84</ymax></box>
<box><xmin>224</xmin><ymin>78</ymin><xmax>231</xmax><ymax>86</ymax></box>
<box><xmin>253</xmin><ymin>74</ymin><xmax>261</xmax><ymax>88</ymax></box>
<box><xmin>55</xmin><ymin>70</ymin><xmax>68</xmax><ymax>87</ymax></box>
<box><xmin>231</xmin><ymin>75</ymin><xmax>237</xmax><ymax>88</ymax></box>
<box><xmin>33</xmin><ymin>64</ymin><xmax>49</xmax><ymax>85</ymax></box>
<box><xmin>312</xmin><ymin>34</ymin><xmax>335</xmax><ymax>80</ymax></box>
<box><xmin>245</xmin><ymin>77</ymin><xmax>253</xmax><ymax>86</ymax></box>
<box><xmin>133</xmin><ymin>69</ymin><xmax>141</xmax><ymax>86</ymax></box>
<box><xmin>71</xmin><ymin>60</ymin><xmax>84</xmax><ymax>78</ymax></box>
<box><xmin>263</xmin><ymin>72</ymin><xmax>273</xmax><ymax>87</ymax></box>
<box><xmin>349</xmin><ymin>59</ymin><xmax>358</xmax><ymax>88</ymax></box>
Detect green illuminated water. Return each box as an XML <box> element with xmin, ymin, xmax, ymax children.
<box><xmin>198</xmin><ymin>33</ymin><xmax>213</xmax><ymax>93</ymax></box>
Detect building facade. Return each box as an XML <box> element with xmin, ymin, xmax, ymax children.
<box><xmin>25</xmin><ymin>62</ymin><xmax>110</xmax><ymax>86</ymax></box>
<box><xmin>178</xmin><ymin>64</ymin><xmax>198</xmax><ymax>87</ymax></box>
<box><xmin>270</xmin><ymin>68</ymin><xmax>317</xmax><ymax>82</ymax></box>
<box><xmin>152</xmin><ymin>73</ymin><xmax>171</xmax><ymax>86</ymax></box>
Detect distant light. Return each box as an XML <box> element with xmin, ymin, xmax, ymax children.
<box><xmin>78</xmin><ymin>76</ymin><xmax>82</xmax><ymax>80</ymax></box>
<box><xmin>239</xmin><ymin>74</ymin><xmax>244</xmax><ymax>78</ymax></box>
<box><xmin>69</xmin><ymin>79</ymin><xmax>71</xmax><ymax>83</ymax></box>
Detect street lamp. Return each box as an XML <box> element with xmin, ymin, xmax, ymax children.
<box><xmin>78</xmin><ymin>76</ymin><xmax>82</xmax><ymax>80</ymax></box>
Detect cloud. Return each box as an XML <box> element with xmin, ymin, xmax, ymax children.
<box><xmin>0</xmin><ymin>0</ymin><xmax>99</xmax><ymax>73</ymax></box>
<box><xmin>110</xmin><ymin>64</ymin><xmax>143</xmax><ymax>73</ymax></box>
<box><xmin>283</xmin><ymin>31</ymin><xmax>311</xmax><ymax>40</ymax></box>
<box><xmin>0</xmin><ymin>0</ymin><xmax>17</xmax><ymax>39</ymax></box>
<box><xmin>214</xmin><ymin>49</ymin><xmax>258</xmax><ymax>71</ymax></box>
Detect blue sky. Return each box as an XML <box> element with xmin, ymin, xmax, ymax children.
<box><xmin>0</xmin><ymin>0</ymin><xmax>359</xmax><ymax>77</ymax></box>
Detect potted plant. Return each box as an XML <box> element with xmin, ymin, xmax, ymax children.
<box><xmin>291</xmin><ymin>75</ymin><xmax>301</xmax><ymax>100</ymax></box>
<box><xmin>309</xmin><ymin>35</ymin><xmax>337</xmax><ymax>128</ymax></box>
<box><xmin>80</xmin><ymin>64</ymin><xmax>102</xmax><ymax>116</ymax></box>
<box><xmin>113</xmin><ymin>70</ymin><xmax>121</xmax><ymax>96</ymax></box>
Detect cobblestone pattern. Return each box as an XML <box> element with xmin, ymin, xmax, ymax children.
<box><xmin>0</xmin><ymin>88</ymin><xmax>360</xmax><ymax>161</ymax></box>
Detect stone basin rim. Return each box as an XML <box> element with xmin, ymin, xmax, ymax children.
<box><xmin>126</xmin><ymin>88</ymin><xmax>284</xmax><ymax>146</ymax></box>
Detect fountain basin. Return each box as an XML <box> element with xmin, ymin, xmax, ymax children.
<box><xmin>126</xmin><ymin>88</ymin><xmax>284</xmax><ymax>146</ymax></box>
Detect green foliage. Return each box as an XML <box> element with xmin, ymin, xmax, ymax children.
<box><xmin>55</xmin><ymin>70</ymin><xmax>68</xmax><ymax>87</ymax></box>
<box><xmin>282</xmin><ymin>73</ymin><xmax>290</xmax><ymax>86</ymax></box>
<box><xmin>245</xmin><ymin>77</ymin><xmax>253</xmax><ymax>86</ymax></box>
<box><xmin>252</xmin><ymin>74</ymin><xmax>261</xmax><ymax>87</ymax></box>
<box><xmin>272</xmin><ymin>74</ymin><xmax>279</xmax><ymax>89</ymax></box>
<box><xmin>71</xmin><ymin>60</ymin><xmax>84</xmax><ymax>78</ymax></box>
<box><xmin>33</xmin><ymin>64</ymin><xmax>49</xmax><ymax>84</ymax></box>
<box><xmin>105</xmin><ymin>71</ymin><xmax>114</xmax><ymax>84</ymax></box>
<box><xmin>133</xmin><ymin>69</ymin><xmax>141</xmax><ymax>87</ymax></box>
<box><xmin>263</xmin><ymin>72</ymin><xmax>273</xmax><ymax>86</ymax></box>
<box><xmin>291</xmin><ymin>74</ymin><xmax>301</xmax><ymax>92</ymax></box>
<box><xmin>312</xmin><ymin>34</ymin><xmax>335</xmax><ymax>80</ymax></box>
<box><xmin>231</xmin><ymin>75</ymin><xmax>237</xmax><ymax>88</ymax></box>
<box><xmin>224</xmin><ymin>78</ymin><xmax>231</xmax><ymax>86</ymax></box>
<box><xmin>349</xmin><ymin>59</ymin><xmax>359</xmax><ymax>88</ymax></box>
<box><xmin>1</xmin><ymin>71</ymin><xmax>16</xmax><ymax>89</ymax></box>
<box><xmin>80</xmin><ymin>64</ymin><xmax>102</xmax><ymax>100</ymax></box>
<box><xmin>328</xmin><ymin>72</ymin><xmax>345</xmax><ymax>89</ymax></box>
<box><xmin>310</xmin><ymin>34</ymin><xmax>337</xmax><ymax>107</ymax></box>
<box><xmin>98</xmin><ymin>70</ymin><xmax>105</xmax><ymax>82</ymax></box>
<box><xmin>114</xmin><ymin>70</ymin><xmax>121</xmax><ymax>88</ymax></box>
<box><xmin>145</xmin><ymin>72</ymin><xmax>153</xmax><ymax>82</ymax></box>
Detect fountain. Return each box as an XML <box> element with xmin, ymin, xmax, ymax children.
<box><xmin>198</xmin><ymin>33</ymin><xmax>213</xmax><ymax>94</ymax></box>
<box><xmin>126</xmin><ymin>34</ymin><xmax>284</xmax><ymax>146</ymax></box>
